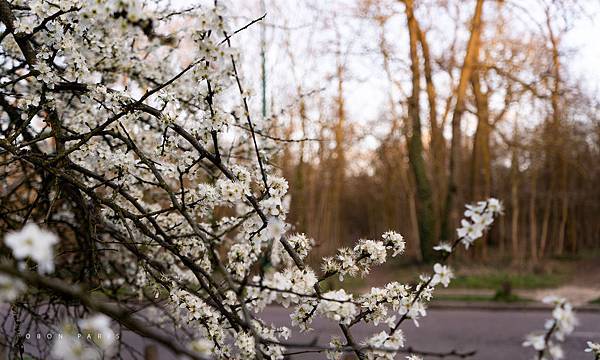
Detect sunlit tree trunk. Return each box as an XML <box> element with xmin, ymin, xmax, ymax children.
<box><xmin>470</xmin><ymin>70</ymin><xmax>492</xmax><ymax>259</ymax></box>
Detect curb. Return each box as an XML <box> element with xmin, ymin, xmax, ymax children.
<box><xmin>429</xmin><ymin>300</ymin><xmax>600</xmax><ymax>313</ymax></box>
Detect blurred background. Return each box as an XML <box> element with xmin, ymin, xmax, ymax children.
<box><xmin>219</xmin><ymin>0</ymin><xmax>599</xmax><ymax>304</ymax></box>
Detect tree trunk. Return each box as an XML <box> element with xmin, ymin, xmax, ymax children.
<box><xmin>417</xmin><ymin>25</ymin><xmax>445</xmax><ymax>234</ymax></box>
<box><xmin>539</xmin><ymin>195</ymin><xmax>551</xmax><ymax>258</ymax></box>
<box><xmin>441</xmin><ymin>0</ymin><xmax>485</xmax><ymax>242</ymax></box>
<box><xmin>529</xmin><ymin>168</ymin><xmax>538</xmax><ymax>263</ymax></box>
<box><xmin>294</xmin><ymin>92</ymin><xmax>308</xmax><ymax>232</ymax></box>
<box><xmin>403</xmin><ymin>0</ymin><xmax>436</xmax><ymax>262</ymax></box>
<box><xmin>557</xmin><ymin>195</ymin><xmax>568</xmax><ymax>255</ymax></box>
<box><xmin>470</xmin><ymin>70</ymin><xmax>492</xmax><ymax>259</ymax></box>
<box><xmin>510</xmin><ymin>128</ymin><xmax>520</xmax><ymax>264</ymax></box>
<box><xmin>547</xmin><ymin>13</ymin><xmax>569</xmax><ymax>257</ymax></box>
<box><xmin>332</xmin><ymin>63</ymin><xmax>346</xmax><ymax>246</ymax></box>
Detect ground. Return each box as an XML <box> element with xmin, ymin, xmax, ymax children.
<box><xmin>128</xmin><ymin>307</ymin><xmax>600</xmax><ymax>359</ymax></box>
<box><xmin>127</xmin><ymin>257</ymin><xmax>600</xmax><ymax>359</ymax></box>
<box><xmin>12</xmin><ymin>258</ymin><xmax>600</xmax><ymax>358</ymax></box>
<box><xmin>354</xmin><ymin>257</ymin><xmax>600</xmax><ymax>306</ymax></box>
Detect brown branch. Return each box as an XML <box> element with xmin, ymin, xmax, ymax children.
<box><xmin>0</xmin><ymin>264</ymin><xmax>207</xmax><ymax>360</ymax></box>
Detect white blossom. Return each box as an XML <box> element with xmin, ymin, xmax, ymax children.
<box><xmin>548</xmin><ymin>343</ymin><xmax>564</xmax><ymax>359</ymax></box>
<box><xmin>456</xmin><ymin>198</ymin><xmax>502</xmax><ymax>249</ymax></box>
<box><xmin>290</xmin><ymin>302</ymin><xmax>317</xmax><ymax>331</ymax></box>
<box><xmin>354</xmin><ymin>239</ymin><xmax>387</xmax><ymax>268</ymax></box>
<box><xmin>78</xmin><ymin>314</ymin><xmax>116</xmax><ymax>352</ymax></box>
<box><xmin>4</xmin><ymin>223</ymin><xmax>58</xmax><ymax>274</ymax></box>
<box><xmin>217</xmin><ymin>179</ymin><xmax>245</xmax><ymax>202</ymax></box>
<box><xmin>585</xmin><ymin>342</ymin><xmax>600</xmax><ymax>357</ymax></box>
<box><xmin>431</xmin><ymin>263</ymin><xmax>454</xmax><ymax>287</ymax></box>
<box><xmin>0</xmin><ymin>275</ymin><xmax>26</xmax><ymax>302</ymax></box>
<box><xmin>52</xmin><ymin>314</ymin><xmax>115</xmax><ymax>360</ymax></box>
<box><xmin>235</xmin><ymin>332</ymin><xmax>256</xmax><ymax>358</ymax></box>
<box><xmin>268</xmin><ymin>176</ymin><xmax>289</xmax><ymax>198</ymax></box>
<box><xmin>406</xmin><ymin>356</ymin><xmax>423</xmax><ymax>360</ymax></box>
<box><xmin>486</xmin><ymin>198</ymin><xmax>504</xmax><ymax>214</ymax></box>
<box><xmin>189</xmin><ymin>339</ymin><xmax>214</xmax><ymax>357</ymax></box>
<box><xmin>382</xmin><ymin>231</ymin><xmax>406</xmax><ymax>256</ymax></box>
<box><xmin>364</xmin><ymin>330</ymin><xmax>405</xmax><ymax>359</ymax></box>
<box><xmin>523</xmin><ymin>333</ymin><xmax>546</xmax><ymax>351</ymax></box>
<box><xmin>326</xmin><ymin>336</ymin><xmax>344</xmax><ymax>360</ymax></box>
<box><xmin>265</xmin><ymin>217</ymin><xmax>288</xmax><ymax>241</ymax></box>
<box><xmin>523</xmin><ymin>296</ymin><xmax>577</xmax><ymax>359</ymax></box>
<box><xmin>433</xmin><ymin>242</ymin><xmax>452</xmax><ymax>253</ymax></box>
<box><xmin>319</xmin><ymin>290</ymin><xmax>357</xmax><ymax>325</ymax></box>
<box><xmin>398</xmin><ymin>296</ymin><xmax>427</xmax><ymax>327</ymax></box>
<box><xmin>51</xmin><ymin>335</ymin><xmax>99</xmax><ymax>360</ymax></box>
<box><xmin>551</xmin><ymin>303</ymin><xmax>577</xmax><ymax>340</ymax></box>
<box><xmin>457</xmin><ymin>219</ymin><xmax>484</xmax><ymax>247</ymax></box>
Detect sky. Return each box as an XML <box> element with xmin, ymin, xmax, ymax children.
<box><xmin>565</xmin><ymin>5</ymin><xmax>600</xmax><ymax>97</ymax></box>
<box><xmin>169</xmin><ymin>0</ymin><xmax>600</xmax><ymax>164</ymax></box>
<box><xmin>169</xmin><ymin>0</ymin><xmax>600</xmax><ymax>106</ymax></box>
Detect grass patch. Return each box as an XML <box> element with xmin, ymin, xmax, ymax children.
<box><xmin>322</xmin><ymin>276</ymin><xmax>366</xmax><ymax>293</ymax></box>
<box><xmin>590</xmin><ymin>297</ymin><xmax>600</xmax><ymax>305</ymax></box>
<box><xmin>449</xmin><ymin>272</ymin><xmax>565</xmax><ymax>290</ymax></box>
<box><xmin>435</xmin><ymin>294</ymin><xmax>492</xmax><ymax>302</ymax></box>
<box><xmin>492</xmin><ymin>291</ymin><xmax>530</xmax><ymax>303</ymax></box>
<box><xmin>435</xmin><ymin>293</ymin><xmax>530</xmax><ymax>303</ymax></box>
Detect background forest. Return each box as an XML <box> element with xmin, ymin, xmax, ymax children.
<box><xmin>233</xmin><ymin>0</ymin><xmax>600</xmax><ymax>266</ymax></box>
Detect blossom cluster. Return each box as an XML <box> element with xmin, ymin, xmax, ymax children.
<box><xmin>455</xmin><ymin>198</ymin><xmax>503</xmax><ymax>249</ymax></box>
<box><xmin>523</xmin><ymin>296</ymin><xmax>578</xmax><ymax>360</ymax></box>
<box><xmin>586</xmin><ymin>342</ymin><xmax>600</xmax><ymax>359</ymax></box>
<box><xmin>321</xmin><ymin>231</ymin><xmax>406</xmax><ymax>282</ymax></box>
<box><xmin>364</xmin><ymin>330</ymin><xmax>405</xmax><ymax>360</ymax></box>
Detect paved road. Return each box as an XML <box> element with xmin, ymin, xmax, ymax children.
<box><xmin>121</xmin><ymin>307</ymin><xmax>600</xmax><ymax>359</ymax></box>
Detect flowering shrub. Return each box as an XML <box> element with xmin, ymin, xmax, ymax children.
<box><xmin>0</xmin><ymin>1</ymin><xmax>596</xmax><ymax>359</ymax></box>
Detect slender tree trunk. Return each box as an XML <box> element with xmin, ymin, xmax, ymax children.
<box><xmin>295</xmin><ymin>93</ymin><xmax>308</xmax><ymax>232</ymax></box>
<box><xmin>569</xmin><ymin>207</ymin><xmax>577</xmax><ymax>253</ymax></box>
<box><xmin>378</xmin><ymin>14</ymin><xmax>421</xmax><ymax>259</ymax></box>
<box><xmin>540</xmin><ymin>196</ymin><xmax>551</xmax><ymax>258</ymax></box>
<box><xmin>470</xmin><ymin>73</ymin><xmax>492</xmax><ymax>200</ymax></box>
<box><xmin>417</xmin><ymin>25</ymin><xmax>445</xmax><ymax>234</ymax></box>
<box><xmin>510</xmin><ymin>128</ymin><xmax>520</xmax><ymax>264</ymax></box>
<box><xmin>313</xmin><ymin>113</ymin><xmax>329</xmax><ymax>255</ymax></box>
<box><xmin>328</xmin><ymin>66</ymin><xmax>345</xmax><ymax>251</ymax></box>
<box><xmin>441</xmin><ymin>0</ymin><xmax>485</xmax><ymax>242</ymax></box>
<box><xmin>470</xmin><ymin>70</ymin><xmax>492</xmax><ymax>259</ymax></box>
<box><xmin>557</xmin><ymin>196</ymin><xmax>568</xmax><ymax>255</ymax></box>
<box><xmin>499</xmin><ymin>210</ymin><xmax>506</xmax><ymax>256</ymax></box>
<box><xmin>403</xmin><ymin>0</ymin><xmax>436</xmax><ymax>262</ymax></box>
<box><xmin>398</xmin><ymin>153</ymin><xmax>422</xmax><ymax>260</ymax></box>
<box><xmin>546</xmin><ymin>8</ymin><xmax>569</xmax><ymax>256</ymax></box>
<box><xmin>529</xmin><ymin>168</ymin><xmax>538</xmax><ymax>263</ymax></box>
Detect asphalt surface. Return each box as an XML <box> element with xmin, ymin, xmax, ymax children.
<box><xmin>117</xmin><ymin>306</ymin><xmax>600</xmax><ymax>359</ymax></box>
